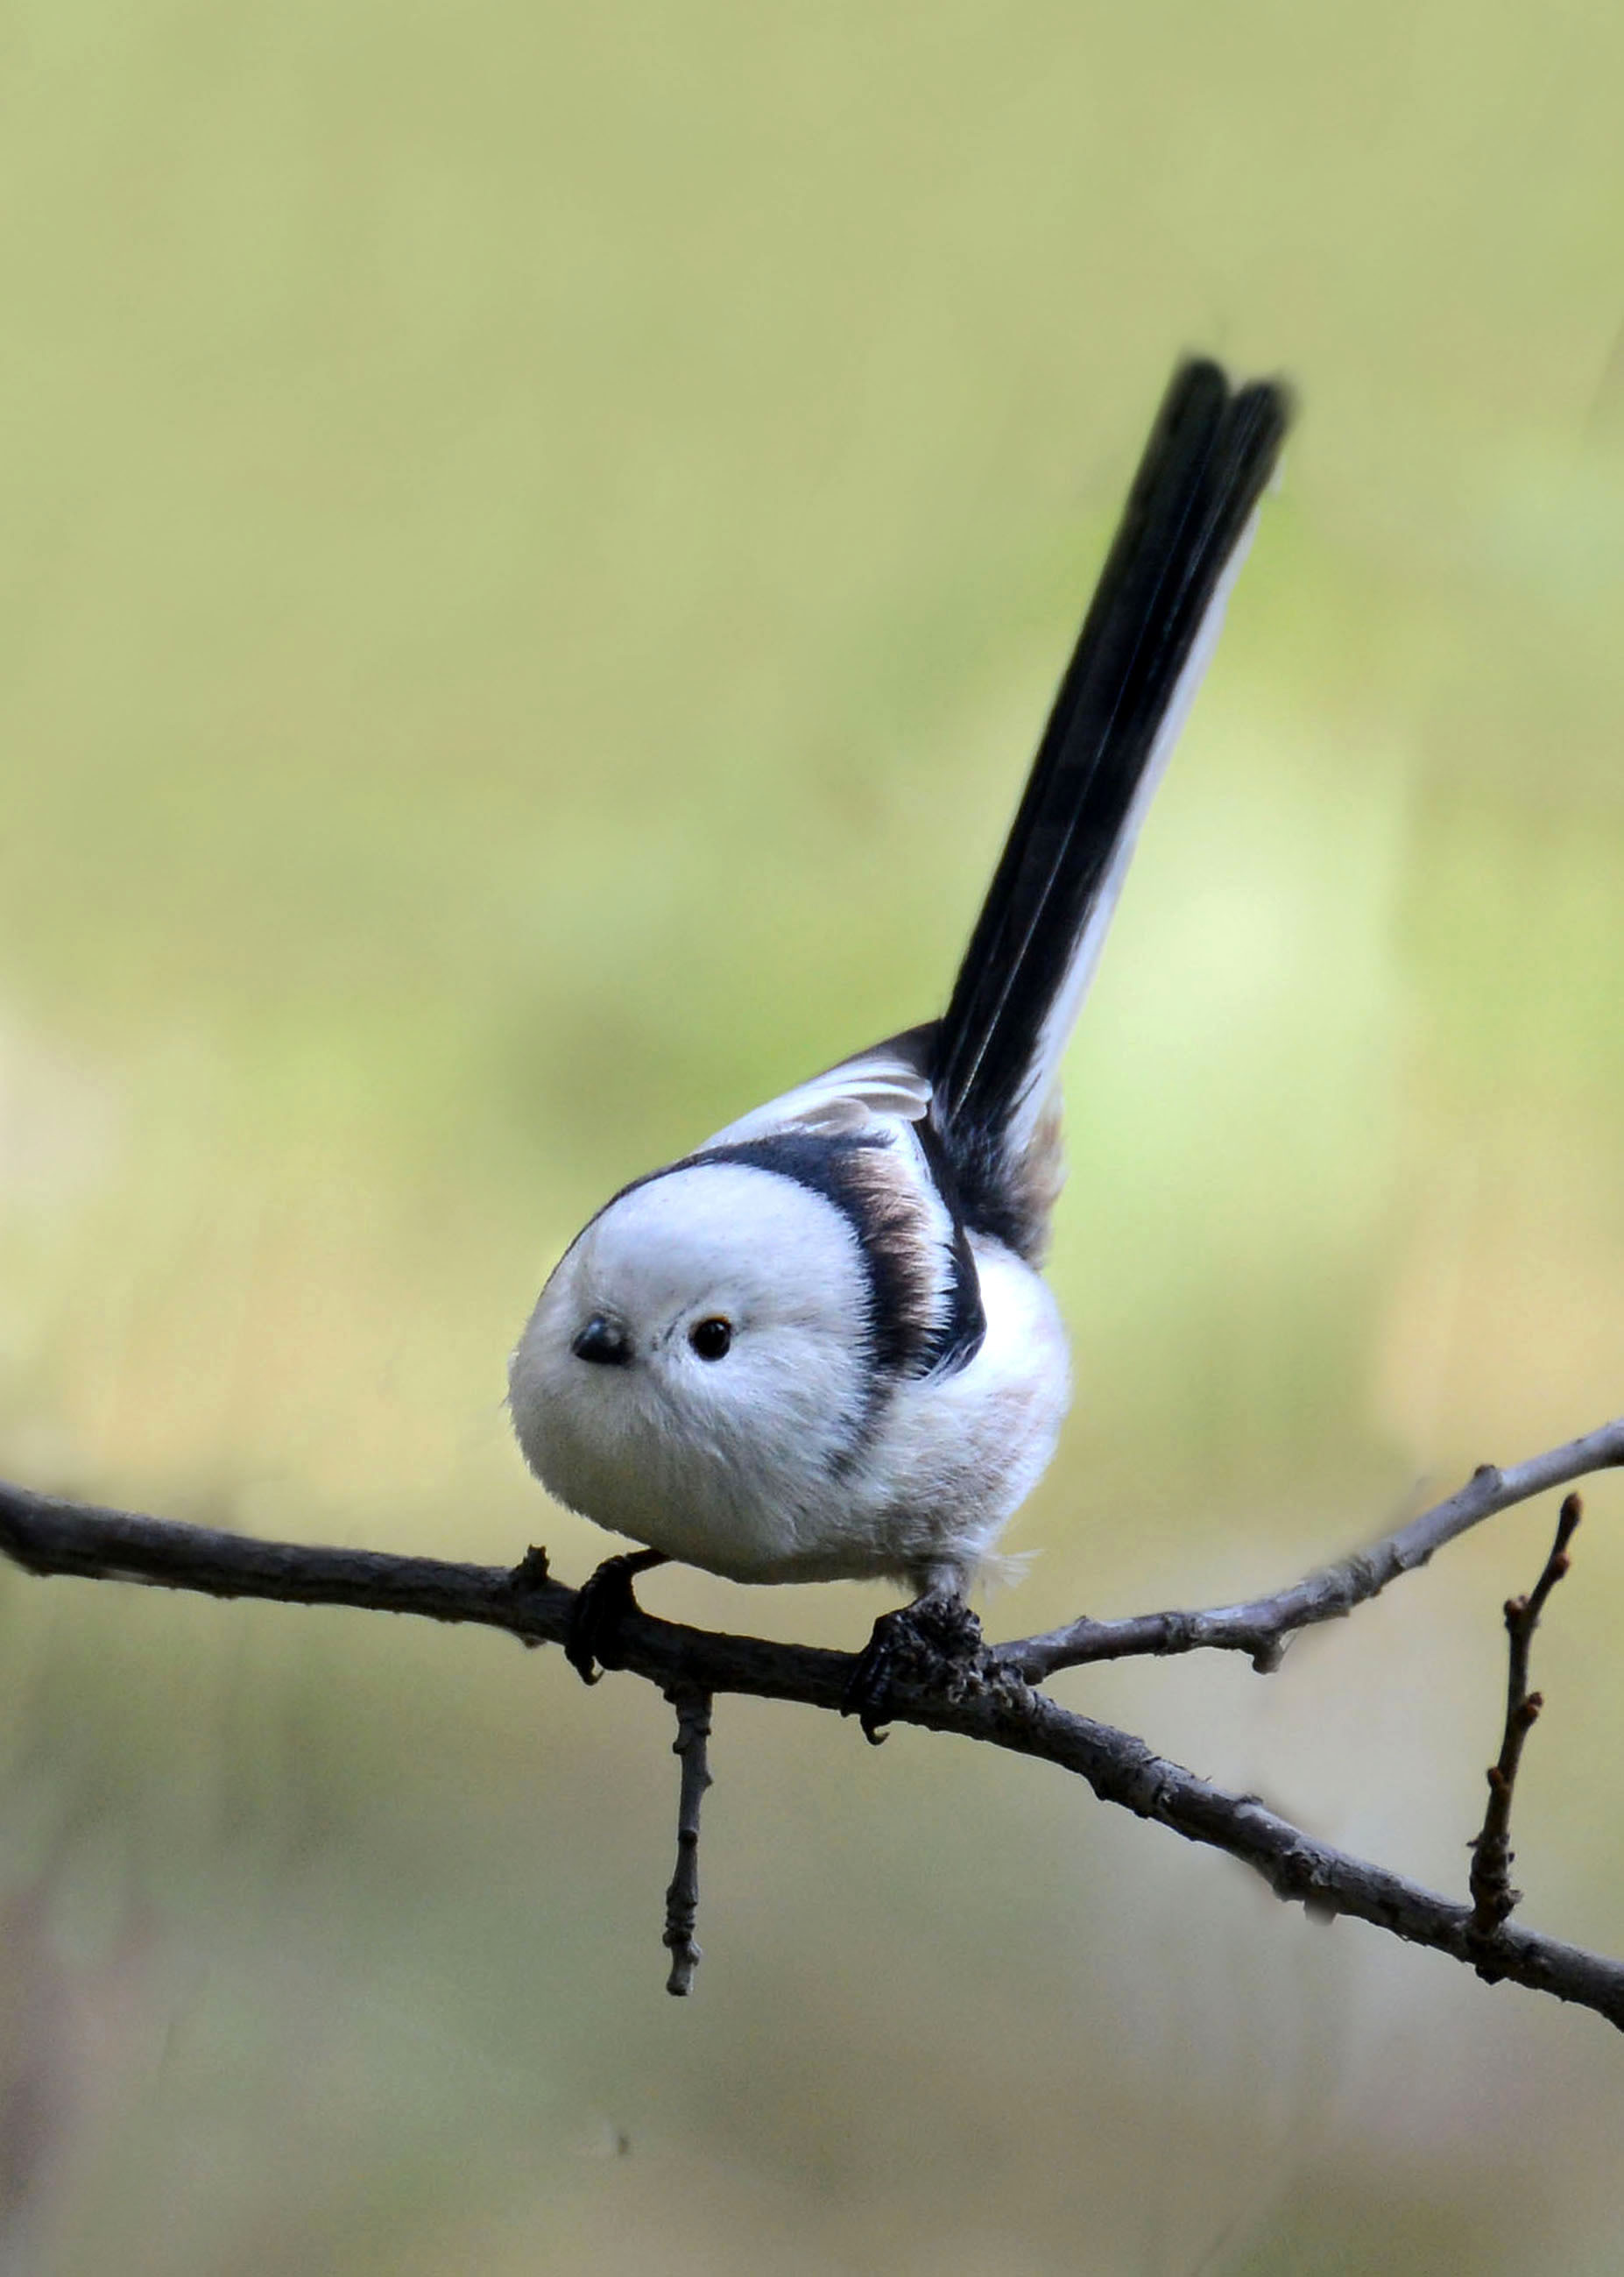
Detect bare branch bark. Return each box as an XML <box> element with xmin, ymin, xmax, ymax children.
<box><xmin>662</xmin><ymin>1687</ymin><xmax>714</xmax><ymax>1997</ymax></box>
<box><xmin>996</xmin><ymin>1416</ymin><xmax>1624</xmax><ymax>1680</ymax></box>
<box><xmin>2</xmin><ymin>1447</ymin><xmax>1622</xmax><ymax>2033</ymax></box>
<box><xmin>1466</xmin><ymin>1491</ymin><xmax>1583</xmax><ymax>1953</ymax></box>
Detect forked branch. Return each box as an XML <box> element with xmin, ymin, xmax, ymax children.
<box><xmin>0</xmin><ymin>1415</ymin><xmax>1620</xmax><ymax>2025</ymax></box>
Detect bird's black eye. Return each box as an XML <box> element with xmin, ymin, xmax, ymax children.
<box><xmin>688</xmin><ymin>1316</ymin><xmax>732</xmax><ymax>1361</ymax></box>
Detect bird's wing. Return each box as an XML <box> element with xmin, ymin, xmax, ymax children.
<box><xmin>702</xmin><ymin>1024</ymin><xmax>936</xmax><ymax>1149</ymax></box>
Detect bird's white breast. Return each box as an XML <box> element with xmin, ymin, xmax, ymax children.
<box><xmin>508</xmin><ymin>1153</ymin><xmax>1070</xmax><ymax>1593</ymax></box>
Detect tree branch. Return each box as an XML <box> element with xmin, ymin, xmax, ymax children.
<box><xmin>1466</xmin><ymin>1491</ymin><xmax>1583</xmax><ymax>1953</ymax></box>
<box><xmin>995</xmin><ymin>1416</ymin><xmax>1624</xmax><ymax>1680</ymax></box>
<box><xmin>1</xmin><ymin>1438</ymin><xmax>1621</xmax><ymax>2033</ymax></box>
<box><xmin>662</xmin><ymin>1686</ymin><xmax>714</xmax><ymax>1997</ymax></box>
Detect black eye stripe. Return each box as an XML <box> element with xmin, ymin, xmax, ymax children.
<box><xmin>689</xmin><ymin>1316</ymin><xmax>732</xmax><ymax>1361</ymax></box>
<box><xmin>690</xmin><ymin>1133</ymin><xmax>985</xmax><ymax>1380</ymax></box>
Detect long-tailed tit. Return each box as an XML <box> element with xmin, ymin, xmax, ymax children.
<box><xmin>509</xmin><ymin>359</ymin><xmax>1291</xmax><ymax>1731</ymax></box>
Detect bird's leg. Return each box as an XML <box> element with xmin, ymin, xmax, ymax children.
<box><xmin>842</xmin><ymin>1585</ymin><xmax>984</xmax><ymax>1744</ymax></box>
<box><xmin>567</xmin><ymin>1548</ymin><xmax>670</xmax><ymax>1685</ymax></box>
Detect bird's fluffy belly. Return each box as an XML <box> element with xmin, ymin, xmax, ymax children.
<box><xmin>571</xmin><ymin>1237</ymin><xmax>1070</xmax><ymax>1591</ymax></box>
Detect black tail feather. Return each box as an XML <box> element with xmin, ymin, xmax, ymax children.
<box><xmin>930</xmin><ymin>358</ymin><xmax>1292</xmax><ymax>1252</ymax></box>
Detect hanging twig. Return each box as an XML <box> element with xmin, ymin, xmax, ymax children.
<box><xmin>662</xmin><ymin>1687</ymin><xmax>714</xmax><ymax>1997</ymax></box>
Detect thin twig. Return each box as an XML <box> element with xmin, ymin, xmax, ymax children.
<box><xmin>1466</xmin><ymin>1492</ymin><xmax>1583</xmax><ymax>1955</ymax></box>
<box><xmin>662</xmin><ymin>1687</ymin><xmax>714</xmax><ymax>1996</ymax></box>
<box><xmin>995</xmin><ymin>1418</ymin><xmax>1624</xmax><ymax>1679</ymax></box>
<box><xmin>1</xmin><ymin>1452</ymin><xmax>1622</xmax><ymax>2030</ymax></box>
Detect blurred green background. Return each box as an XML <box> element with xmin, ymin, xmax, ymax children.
<box><xmin>3</xmin><ymin>2</ymin><xmax>1624</xmax><ymax>2269</ymax></box>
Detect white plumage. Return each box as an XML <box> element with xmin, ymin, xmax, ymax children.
<box><xmin>510</xmin><ymin>1121</ymin><xmax>1069</xmax><ymax>1593</ymax></box>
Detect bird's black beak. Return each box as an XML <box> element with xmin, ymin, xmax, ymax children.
<box><xmin>571</xmin><ymin>1314</ymin><xmax>632</xmax><ymax>1367</ymax></box>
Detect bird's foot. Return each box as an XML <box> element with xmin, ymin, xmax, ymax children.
<box><xmin>842</xmin><ymin>1592</ymin><xmax>984</xmax><ymax>1744</ymax></box>
<box><xmin>567</xmin><ymin>1549</ymin><xmax>669</xmax><ymax>1684</ymax></box>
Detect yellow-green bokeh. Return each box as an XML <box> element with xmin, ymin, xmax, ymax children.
<box><xmin>3</xmin><ymin>4</ymin><xmax>1624</xmax><ymax>2269</ymax></box>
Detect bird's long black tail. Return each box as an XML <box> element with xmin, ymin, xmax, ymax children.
<box><xmin>929</xmin><ymin>357</ymin><xmax>1292</xmax><ymax>1256</ymax></box>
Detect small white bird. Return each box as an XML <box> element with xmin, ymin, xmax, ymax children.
<box><xmin>509</xmin><ymin>359</ymin><xmax>1291</xmax><ymax>1730</ymax></box>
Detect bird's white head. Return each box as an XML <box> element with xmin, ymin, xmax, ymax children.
<box><xmin>507</xmin><ymin>1160</ymin><xmax>876</xmax><ymax>1579</ymax></box>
